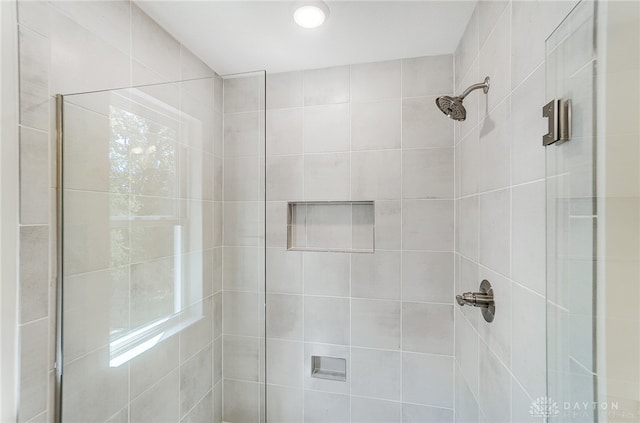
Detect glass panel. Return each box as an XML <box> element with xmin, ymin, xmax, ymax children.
<box><xmin>547</xmin><ymin>1</ymin><xmax>640</xmax><ymax>422</ymax></box>
<box><xmin>60</xmin><ymin>76</ymin><xmax>225</xmax><ymax>422</ymax></box>
<box><xmin>546</xmin><ymin>1</ymin><xmax>598</xmax><ymax>422</ymax></box>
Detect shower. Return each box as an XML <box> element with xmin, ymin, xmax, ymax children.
<box><xmin>435</xmin><ymin>76</ymin><xmax>490</xmax><ymax>121</ymax></box>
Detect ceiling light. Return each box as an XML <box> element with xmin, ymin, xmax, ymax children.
<box><xmin>293</xmin><ymin>1</ymin><xmax>329</xmax><ymax>29</ymax></box>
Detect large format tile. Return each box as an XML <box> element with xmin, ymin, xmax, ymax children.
<box><xmin>351</xmin><ymin>348</ymin><xmax>401</xmax><ymax>400</ymax></box>
<box><xmin>303</xmin><ymin>66</ymin><xmax>350</xmax><ymax>106</ymax></box>
<box><xmin>402</xmin><ymin>302</ymin><xmax>454</xmax><ymax>355</ymax></box>
<box><xmin>351</xmin><ymin>299</ymin><xmax>400</xmax><ymax>350</ymax></box>
<box><xmin>402</xmin><ymin>200</ymin><xmax>454</xmax><ymax>251</ymax></box>
<box><xmin>19</xmin><ymin>225</ymin><xmax>49</xmax><ymax>324</ymax></box>
<box><xmin>18</xmin><ymin>26</ymin><xmax>49</xmax><ymax>131</ymax></box>
<box><xmin>402</xmin><ymin>55</ymin><xmax>453</xmax><ymax>98</ymax></box>
<box><xmin>351</xmin><ymin>60</ymin><xmax>401</xmax><ymax>102</ymax></box>
<box><xmin>402</xmin><ymin>352</ymin><xmax>453</xmax><ymax>408</ymax></box>
<box><xmin>304</xmin><ymin>296</ymin><xmax>350</xmax><ymax>345</ymax></box>
<box><xmin>303</xmin><ymin>103</ymin><xmax>350</xmax><ymax>153</ymax></box>
<box><xmin>402</xmin><ymin>148</ymin><xmax>454</xmax><ymax>199</ymax></box>
<box><xmin>351</xmin><ymin>99</ymin><xmax>401</xmax><ymax>151</ymax></box>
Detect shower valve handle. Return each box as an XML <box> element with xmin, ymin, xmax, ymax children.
<box><xmin>455</xmin><ymin>280</ymin><xmax>495</xmax><ymax>323</ymax></box>
<box><xmin>455</xmin><ymin>291</ymin><xmax>494</xmax><ymax>308</ymax></box>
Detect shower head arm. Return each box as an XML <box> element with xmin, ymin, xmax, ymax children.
<box><xmin>458</xmin><ymin>76</ymin><xmax>490</xmax><ymax>100</ymax></box>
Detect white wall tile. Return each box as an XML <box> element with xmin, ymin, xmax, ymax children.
<box><xmin>62</xmin><ymin>347</ymin><xmax>129</xmax><ymax>422</ymax></box>
<box><xmin>180</xmin><ymin>345</ymin><xmax>213</xmax><ymax>417</ymax></box>
<box><xmin>266</xmin><ymin>294</ymin><xmax>303</xmax><ymax>340</ymax></box>
<box><xmin>402</xmin><ymin>251</ymin><xmax>454</xmax><ymax>303</ymax></box>
<box><xmin>455</xmin><ymin>6</ymin><xmax>479</xmax><ymax>91</ymax></box>
<box><xmin>266</xmin><ymin>248</ymin><xmax>303</xmax><ymax>294</ymax></box>
<box><xmin>19</xmin><ymin>127</ymin><xmax>49</xmax><ymax>224</ymax></box>
<box><xmin>351</xmin><ymin>150</ymin><xmax>401</xmax><ymax>200</ymax></box>
<box><xmin>130</xmin><ymin>335</ymin><xmax>178</xmax><ymax>399</ymax></box>
<box><xmin>303</xmin><ymin>66</ymin><xmax>350</xmax><ymax>106</ymax></box>
<box><xmin>224</xmin><ymin>75</ymin><xmax>262</xmax><ymax>113</ymax></box>
<box><xmin>402</xmin><ymin>302</ymin><xmax>454</xmax><ymax>355</ymax></box>
<box><xmin>402</xmin><ymin>96</ymin><xmax>454</xmax><ymax>149</ymax></box>
<box><xmin>478</xmin><ymin>3</ymin><xmax>511</xmax><ymax>116</ymax></box>
<box><xmin>267</xmin><ymin>108</ymin><xmax>303</xmax><ymax>155</ymax></box>
<box><xmin>303</xmin><ymin>390</ymin><xmax>350</xmax><ymax>423</ymax></box>
<box><xmin>50</xmin><ymin>9</ymin><xmax>130</xmax><ymax>95</ymax></box>
<box><xmin>478</xmin><ymin>98</ymin><xmax>511</xmax><ymax>192</ymax></box>
<box><xmin>402</xmin><ymin>403</ymin><xmax>454</xmax><ymax>423</ymax></box>
<box><xmin>456</xmin><ymin>195</ymin><xmax>479</xmax><ymax>261</ymax></box>
<box><xmin>511</xmin><ymin>284</ymin><xmax>546</xmax><ymax>398</ymax></box>
<box><xmin>455</xmin><ymin>366</ymin><xmax>479</xmax><ymax>423</ymax></box>
<box><xmin>511</xmin><ymin>181</ymin><xmax>545</xmax><ymax>294</ymax></box>
<box><xmin>402</xmin><ymin>200</ymin><xmax>454</xmax><ymax>251</ymax></box>
<box><xmin>304</xmin><ymin>296</ymin><xmax>350</xmax><ymax>345</ymax></box>
<box><xmin>402</xmin><ymin>352</ymin><xmax>453</xmax><ymax>408</ymax></box>
<box><xmin>479</xmin><ymin>188</ymin><xmax>510</xmax><ymax>276</ymax></box>
<box><xmin>266</xmin><ymin>202</ymin><xmax>288</xmax><ymax>248</ymax></box>
<box><xmin>455</xmin><ymin>308</ymin><xmax>479</xmax><ymax>398</ymax></box>
<box><xmin>304</xmin><ymin>153</ymin><xmax>350</xmax><ymax>200</ymax></box>
<box><xmin>223</xmin><ymin>246</ymin><xmax>263</xmax><ymax>291</ymax></box>
<box><xmin>511</xmin><ymin>65</ymin><xmax>545</xmax><ymax>185</ymax></box>
<box><xmin>223</xmin><ymin>112</ymin><xmax>261</xmax><ymax>157</ymax></box>
<box><xmin>375</xmin><ymin>200</ymin><xmax>402</xmax><ymax>250</ymax></box>
<box><xmin>18</xmin><ymin>26</ymin><xmax>49</xmax><ymax>131</ymax></box>
<box><xmin>352</xmin><ymin>397</ymin><xmax>401</xmax><ymax>423</ymax></box>
<box><xmin>223</xmin><ymin>380</ymin><xmax>260</xmax><ymax>423</ymax></box>
<box><xmin>351</xmin><ymin>299</ymin><xmax>401</xmax><ymax>350</ymax></box>
<box><xmin>266</xmin><ymin>385</ymin><xmax>304</xmax><ymax>423</ymax></box>
<box><xmin>267</xmin><ymin>71</ymin><xmax>303</xmax><ymax>109</ymax></box>
<box><xmin>303</xmin><ymin>103</ymin><xmax>350</xmax><ymax>153</ymax></box>
<box><xmin>351</xmin><ymin>99</ymin><xmax>401</xmax><ymax>151</ymax></box>
<box><xmin>351</xmin><ymin>348</ymin><xmax>401</xmax><ymax>400</ymax></box>
<box><xmin>478</xmin><ymin>340</ymin><xmax>512</xmax><ymax>422</ymax></box>
<box><xmin>225</xmin><ymin>156</ymin><xmax>262</xmax><ymax>201</ymax></box>
<box><xmin>477</xmin><ymin>267</ymin><xmax>512</xmax><ymax>367</ymax></box>
<box><xmin>402</xmin><ymin>55</ymin><xmax>452</xmax><ymax>98</ymax></box>
<box><xmin>266</xmin><ymin>339</ymin><xmax>304</xmax><ymax>388</ymax></box>
<box><xmin>266</xmin><ymin>155</ymin><xmax>304</xmax><ymax>201</ymax></box>
<box><xmin>351</xmin><ymin>251</ymin><xmax>401</xmax><ymax>300</ymax></box>
<box><xmin>303</xmin><ymin>252</ymin><xmax>350</xmax><ymax>297</ymax></box>
<box><xmin>403</xmin><ymin>148</ymin><xmax>454</xmax><ymax>199</ymax></box>
<box><xmin>63</xmin><ymin>190</ymin><xmax>109</xmax><ymax>276</ymax></box>
<box><xmin>457</xmin><ymin>126</ymin><xmax>480</xmax><ymax>197</ymax></box>
<box><xmin>478</xmin><ymin>1</ymin><xmax>509</xmax><ymax>48</ymax></box>
<box><xmin>17</xmin><ymin>0</ymin><xmax>50</xmax><ymax>37</ymax></box>
<box><xmin>223</xmin><ymin>291</ymin><xmax>261</xmax><ymax>337</ymax></box>
<box><xmin>19</xmin><ymin>319</ymin><xmax>48</xmax><ymax>422</ymax></box>
<box><xmin>224</xmin><ymin>335</ymin><xmax>260</xmax><ymax>382</ymax></box>
<box><xmin>351</xmin><ymin>60</ymin><xmax>401</xmax><ymax>102</ymax></box>
<box><xmin>223</xmin><ymin>202</ymin><xmax>263</xmax><ymax>247</ymax></box>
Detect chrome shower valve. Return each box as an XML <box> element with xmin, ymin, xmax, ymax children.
<box><xmin>455</xmin><ymin>279</ymin><xmax>495</xmax><ymax>323</ymax></box>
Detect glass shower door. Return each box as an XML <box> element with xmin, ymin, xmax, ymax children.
<box><xmin>546</xmin><ymin>1</ymin><xmax>640</xmax><ymax>421</ymax></box>
<box><xmin>546</xmin><ymin>1</ymin><xmax>598</xmax><ymax>421</ymax></box>
<box><xmin>59</xmin><ymin>77</ymin><xmax>223</xmax><ymax>422</ymax></box>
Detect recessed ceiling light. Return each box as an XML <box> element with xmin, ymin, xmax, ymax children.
<box><xmin>293</xmin><ymin>1</ymin><xmax>329</xmax><ymax>29</ymax></box>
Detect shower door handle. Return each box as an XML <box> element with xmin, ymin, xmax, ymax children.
<box><xmin>543</xmin><ymin>99</ymin><xmax>572</xmax><ymax>146</ymax></box>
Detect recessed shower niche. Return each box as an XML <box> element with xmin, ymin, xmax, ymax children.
<box><xmin>287</xmin><ymin>201</ymin><xmax>375</xmax><ymax>253</ymax></box>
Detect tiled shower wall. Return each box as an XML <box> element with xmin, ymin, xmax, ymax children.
<box><xmin>453</xmin><ymin>1</ymin><xmax>578</xmax><ymax>422</ymax></box>
<box><xmin>14</xmin><ymin>1</ymin><xmax>220</xmax><ymax>421</ymax></box>
<box><xmin>222</xmin><ymin>57</ymin><xmax>457</xmax><ymax>421</ymax></box>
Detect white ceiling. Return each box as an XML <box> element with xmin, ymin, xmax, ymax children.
<box><xmin>136</xmin><ymin>1</ymin><xmax>477</xmax><ymax>75</ymax></box>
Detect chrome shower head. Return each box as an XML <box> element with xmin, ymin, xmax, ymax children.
<box><xmin>435</xmin><ymin>95</ymin><xmax>466</xmax><ymax>121</ymax></box>
<box><xmin>435</xmin><ymin>76</ymin><xmax>490</xmax><ymax>121</ymax></box>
